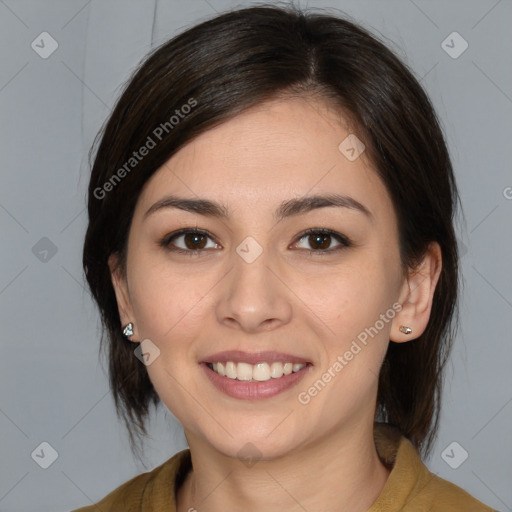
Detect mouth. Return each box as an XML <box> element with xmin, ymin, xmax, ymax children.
<box><xmin>200</xmin><ymin>351</ymin><xmax>312</xmax><ymax>400</ymax></box>
<box><xmin>206</xmin><ymin>361</ymin><xmax>309</xmax><ymax>382</ymax></box>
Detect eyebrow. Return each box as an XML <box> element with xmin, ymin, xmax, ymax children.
<box><xmin>144</xmin><ymin>193</ymin><xmax>373</xmax><ymax>222</ymax></box>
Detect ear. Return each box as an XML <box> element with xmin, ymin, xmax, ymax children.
<box><xmin>390</xmin><ymin>242</ymin><xmax>442</xmax><ymax>343</ymax></box>
<box><xmin>108</xmin><ymin>253</ymin><xmax>138</xmax><ymax>341</ymax></box>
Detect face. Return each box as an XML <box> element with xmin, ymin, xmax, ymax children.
<box><xmin>111</xmin><ymin>96</ymin><xmax>426</xmax><ymax>460</ymax></box>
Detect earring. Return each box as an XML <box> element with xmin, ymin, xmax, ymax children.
<box><xmin>122</xmin><ymin>322</ymin><xmax>134</xmax><ymax>338</ymax></box>
<box><xmin>399</xmin><ymin>325</ymin><xmax>412</xmax><ymax>335</ymax></box>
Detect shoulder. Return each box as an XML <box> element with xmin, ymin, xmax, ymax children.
<box><xmin>404</xmin><ymin>470</ymin><xmax>497</xmax><ymax>511</ymax></box>
<box><xmin>69</xmin><ymin>469</ymin><xmax>153</xmax><ymax>512</ymax></box>
<box><xmin>70</xmin><ymin>449</ymin><xmax>190</xmax><ymax>512</ymax></box>
<box><xmin>372</xmin><ymin>424</ymin><xmax>496</xmax><ymax>511</ymax></box>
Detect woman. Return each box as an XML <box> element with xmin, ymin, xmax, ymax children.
<box><xmin>75</xmin><ymin>4</ymin><xmax>495</xmax><ymax>511</ymax></box>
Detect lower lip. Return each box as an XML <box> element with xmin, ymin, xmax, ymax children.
<box><xmin>201</xmin><ymin>363</ymin><xmax>311</xmax><ymax>400</ymax></box>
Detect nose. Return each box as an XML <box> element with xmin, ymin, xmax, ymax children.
<box><xmin>215</xmin><ymin>247</ymin><xmax>293</xmax><ymax>333</ymax></box>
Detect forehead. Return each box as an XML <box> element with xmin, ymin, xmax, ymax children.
<box><xmin>135</xmin><ymin>96</ymin><xmax>393</xmax><ymax>222</ymax></box>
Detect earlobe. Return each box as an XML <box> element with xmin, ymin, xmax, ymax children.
<box><xmin>122</xmin><ymin>322</ymin><xmax>135</xmax><ymax>340</ymax></box>
<box><xmin>390</xmin><ymin>242</ymin><xmax>442</xmax><ymax>343</ymax></box>
<box><xmin>108</xmin><ymin>253</ymin><xmax>136</xmax><ymax>336</ymax></box>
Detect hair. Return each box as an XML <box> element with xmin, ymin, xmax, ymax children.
<box><xmin>83</xmin><ymin>3</ymin><xmax>461</xmax><ymax>457</ymax></box>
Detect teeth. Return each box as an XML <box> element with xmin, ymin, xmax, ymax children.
<box><xmin>270</xmin><ymin>362</ymin><xmax>283</xmax><ymax>378</ymax></box>
<box><xmin>225</xmin><ymin>361</ymin><xmax>237</xmax><ymax>379</ymax></box>
<box><xmin>217</xmin><ymin>362</ymin><xmax>225</xmax><ymax>377</ymax></box>
<box><xmin>253</xmin><ymin>362</ymin><xmax>270</xmax><ymax>381</ymax></box>
<box><xmin>209</xmin><ymin>361</ymin><xmax>306</xmax><ymax>382</ymax></box>
<box><xmin>237</xmin><ymin>362</ymin><xmax>253</xmax><ymax>381</ymax></box>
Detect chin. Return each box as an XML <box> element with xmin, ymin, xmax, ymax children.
<box><xmin>188</xmin><ymin>417</ymin><xmax>304</xmax><ymax>462</ymax></box>
<box><xmin>215</xmin><ymin>435</ymin><xmax>297</xmax><ymax>463</ymax></box>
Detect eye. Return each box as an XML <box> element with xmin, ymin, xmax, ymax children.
<box><xmin>293</xmin><ymin>228</ymin><xmax>351</xmax><ymax>254</ymax></box>
<box><xmin>160</xmin><ymin>228</ymin><xmax>220</xmax><ymax>254</ymax></box>
<box><xmin>160</xmin><ymin>227</ymin><xmax>352</xmax><ymax>256</ymax></box>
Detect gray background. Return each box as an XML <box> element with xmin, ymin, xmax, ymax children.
<box><xmin>0</xmin><ymin>0</ymin><xmax>511</xmax><ymax>511</ymax></box>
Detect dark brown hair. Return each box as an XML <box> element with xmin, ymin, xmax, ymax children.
<box><xmin>83</xmin><ymin>4</ymin><xmax>460</xmax><ymax>457</ymax></box>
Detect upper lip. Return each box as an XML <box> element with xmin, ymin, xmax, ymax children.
<box><xmin>200</xmin><ymin>350</ymin><xmax>311</xmax><ymax>365</ymax></box>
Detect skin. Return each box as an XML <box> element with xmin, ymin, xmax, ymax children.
<box><xmin>109</xmin><ymin>95</ymin><xmax>442</xmax><ymax>512</ymax></box>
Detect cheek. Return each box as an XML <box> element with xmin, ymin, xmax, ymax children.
<box><xmin>128</xmin><ymin>255</ymin><xmax>209</xmax><ymax>340</ymax></box>
<box><xmin>306</xmin><ymin>258</ymin><xmax>397</xmax><ymax>337</ymax></box>
<box><xmin>127</xmin><ymin>262</ymin><xmax>209</xmax><ymax>421</ymax></box>
<box><xmin>307</xmin><ymin>258</ymin><xmax>399</xmax><ymax>400</ymax></box>
<box><xmin>298</xmin><ymin>264</ymin><xmax>395</xmax><ymax>403</ymax></box>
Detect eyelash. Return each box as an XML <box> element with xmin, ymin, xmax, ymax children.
<box><xmin>159</xmin><ymin>227</ymin><xmax>352</xmax><ymax>257</ymax></box>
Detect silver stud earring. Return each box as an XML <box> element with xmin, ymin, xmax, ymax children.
<box><xmin>122</xmin><ymin>322</ymin><xmax>134</xmax><ymax>338</ymax></box>
<box><xmin>399</xmin><ymin>325</ymin><xmax>412</xmax><ymax>335</ymax></box>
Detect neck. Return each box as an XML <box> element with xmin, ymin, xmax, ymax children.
<box><xmin>177</xmin><ymin>423</ymin><xmax>391</xmax><ymax>512</ymax></box>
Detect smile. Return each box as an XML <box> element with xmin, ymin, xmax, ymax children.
<box><xmin>206</xmin><ymin>361</ymin><xmax>307</xmax><ymax>382</ymax></box>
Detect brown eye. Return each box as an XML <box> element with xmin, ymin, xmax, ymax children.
<box><xmin>161</xmin><ymin>229</ymin><xmax>220</xmax><ymax>254</ymax></box>
<box><xmin>182</xmin><ymin>232</ymin><xmax>208</xmax><ymax>250</ymax></box>
<box><xmin>294</xmin><ymin>229</ymin><xmax>351</xmax><ymax>254</ymax></box>
<box><xmin>308</xmin><ymin>233</ymin><xmax>332</xmax><ymax>250</ymax></box>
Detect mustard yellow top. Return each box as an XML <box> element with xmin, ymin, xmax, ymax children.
<box><xmin>72</xmin><ymin>424</ymin><xmax>496</xmax><ymax>511</ymax></box>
